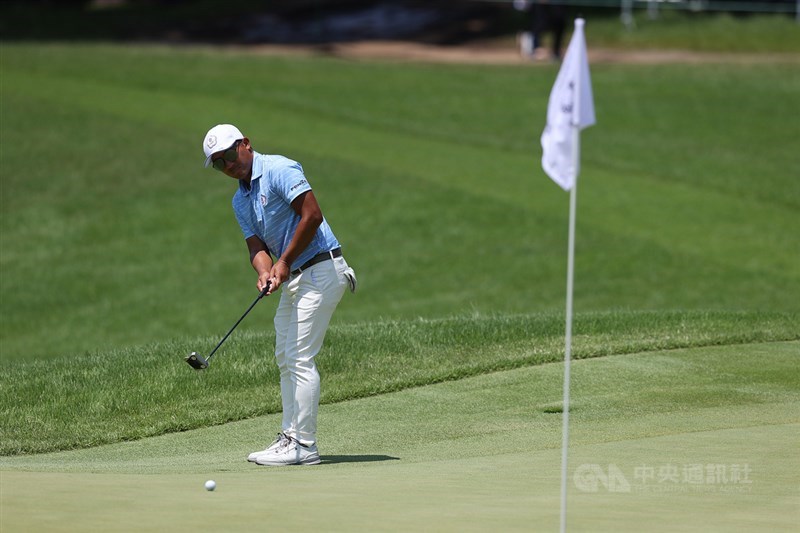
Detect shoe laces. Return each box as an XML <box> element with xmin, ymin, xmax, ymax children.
<box><xmin>274</xmin><ymin>433</ymin><xmax>292</xmax><ymax>450</ymax></box>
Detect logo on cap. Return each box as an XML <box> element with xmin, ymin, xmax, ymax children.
<box><xmin>207</xmin><ymin>135</ymin><xmax>217</xmax><ymax>149</ymax></box>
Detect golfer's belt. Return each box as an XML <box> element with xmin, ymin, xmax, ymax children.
<box><xmin>291</xmin><ymin>248</ymin><xmax>342</xmax><ymax>276</ymax></box>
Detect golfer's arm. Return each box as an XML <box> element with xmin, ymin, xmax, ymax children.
<box><xmin>278</xmin><ymin>191</ymin><xmax>323</xmax><ymax>267</ymax></box>
<box><xmin>246</xmin><ymin>236</ymin><xmax>273</xmax><ymax>276</ymax></box>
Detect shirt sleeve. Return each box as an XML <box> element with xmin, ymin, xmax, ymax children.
<box><xmin>274</xmin><ymin>160</ymin><xmax>312</xmax><ymax>204</ymax></box>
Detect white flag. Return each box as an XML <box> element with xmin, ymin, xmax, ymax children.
<box><xmin>541</xmin><ymin>18</ymin><xmax>596</xmax><ymax>191</ymax></box>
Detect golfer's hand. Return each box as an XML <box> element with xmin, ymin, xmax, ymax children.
<box><xmin>257</xmin><ymin>271</ymin><xmax>271</xmax><ymax>294</ymax></box>
<box><xmin>268</xmin><ymin>259</ymin><xmax>290</xmax><ymax>293</ymax></box>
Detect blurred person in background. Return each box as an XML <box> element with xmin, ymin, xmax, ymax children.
<box><xmin>515</xmin><ymin>0</ymin><xmax>567</xmax><ymax>61</ymax></box>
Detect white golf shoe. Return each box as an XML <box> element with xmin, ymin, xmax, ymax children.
<box><xmin>255</xmin><ymin>437</ymin><xmax>321</xmax><ymax>466</ymax></box>
<box><xmin>247</xmin><ymin>432</ymin><xmax>290</xmax><ymax>463</ymax></box>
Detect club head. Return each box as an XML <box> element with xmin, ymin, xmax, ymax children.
<box><xmin>185</xmin><ymin>351</ymin><xmax>209</xmax><ymax>370</ymax></box>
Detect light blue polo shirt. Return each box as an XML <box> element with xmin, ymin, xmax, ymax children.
<box><xmin>232</xmin><ymin>152</ymin><xmax>340</xmax><ymax>271</ymax></box>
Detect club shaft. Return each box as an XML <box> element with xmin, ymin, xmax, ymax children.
<box><xmin>206</xmin><ymin>287</ymin><xmax>268</xmax><ymax>362</ymax></box>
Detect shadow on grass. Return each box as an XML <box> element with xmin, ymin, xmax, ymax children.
<box><xmin>320</xmin><ymin>455</ymin><xmax>400</xmax><ymax>465</ymax></box>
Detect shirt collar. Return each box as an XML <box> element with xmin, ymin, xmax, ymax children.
<box><xmin>239</xmin><ymin>151</ymin><xmax>264</xmax><ymax>196</ymax></box>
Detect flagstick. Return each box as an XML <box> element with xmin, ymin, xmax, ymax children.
<box><xmin>559</xmin><ymin>125</ymin><xmax>580</xmax><ymax>533</ymax></box>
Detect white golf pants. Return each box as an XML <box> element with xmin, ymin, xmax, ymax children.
<box><xmin>273</xmin><ymin>255</ymin><xmax>349</xmax><ymax>446</ymax></box>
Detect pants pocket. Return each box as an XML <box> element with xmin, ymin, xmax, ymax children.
<box><xmin>333</xmin><ymin>257</ymin><xmax>357</xmax><ymax>293</ymax></box>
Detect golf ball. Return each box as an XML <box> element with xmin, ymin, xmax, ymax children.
<box><xmin>204</xmin><ymin>480</ymin><xmax>216</xmax><ymax>491</ymax></box>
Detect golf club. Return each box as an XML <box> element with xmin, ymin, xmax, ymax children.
<box><xmin>185</xmin><ymin>283</ymin><xmax>271</xmax><ymax>370</ymax></box>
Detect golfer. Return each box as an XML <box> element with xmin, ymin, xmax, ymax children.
<box><xmin>202</xmin><ymin>124</ymin><xmax>356</xmax><ymax>466</ymax></box>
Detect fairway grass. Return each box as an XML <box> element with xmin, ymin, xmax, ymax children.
<box><xmin>2</xmin><ymin>342</ymin><xmax>798</xmax><ymax>532</ymax></box>
<box><xmin>2</xmin><ymin>44</ymin><xmax>799</xmax><ymax>361</ymax></box>
<box><xmin>2</xmin><ymin>310</ymin><xmax>797</xmax><ymax>455</ymax></box>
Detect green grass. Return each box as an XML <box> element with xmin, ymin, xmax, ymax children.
<box><xmin>2</xmin><ymin>342</ymin><xmax>798</xmax><ymax>531</ymax></box>
<box><xmin>1</xmin><ymin>44</ymin><xmax>798</xmax><ymax>362</ymax></box>
<box><xmin>1</xmin><ymin>43</ymin><xmax>798</xmax><ymax>460</ymax></box>
<box><xmin>1</xmin><ymin>310</ymin><xmax>797</xmax><ymax>455</ymax></box>
<box><xmin>1</xmin><ymin>36</ymin><xmax>798</xmax><ymax>532</ymax></box>
<box><xmin>573</xmin><ymin>10</ymin><xmax>800</xmax><ymax>53</ymax></box>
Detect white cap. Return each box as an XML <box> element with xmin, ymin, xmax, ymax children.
<box><xmin>202</xmin><ymin>124</ymin><xmax>244</xmax><ymax>167</ymax></box>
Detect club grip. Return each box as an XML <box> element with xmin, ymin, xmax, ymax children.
<box><xmin>259</xmin><ymin>281</ymin><xmax>272</xmax><ymax>298</ymax></box>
